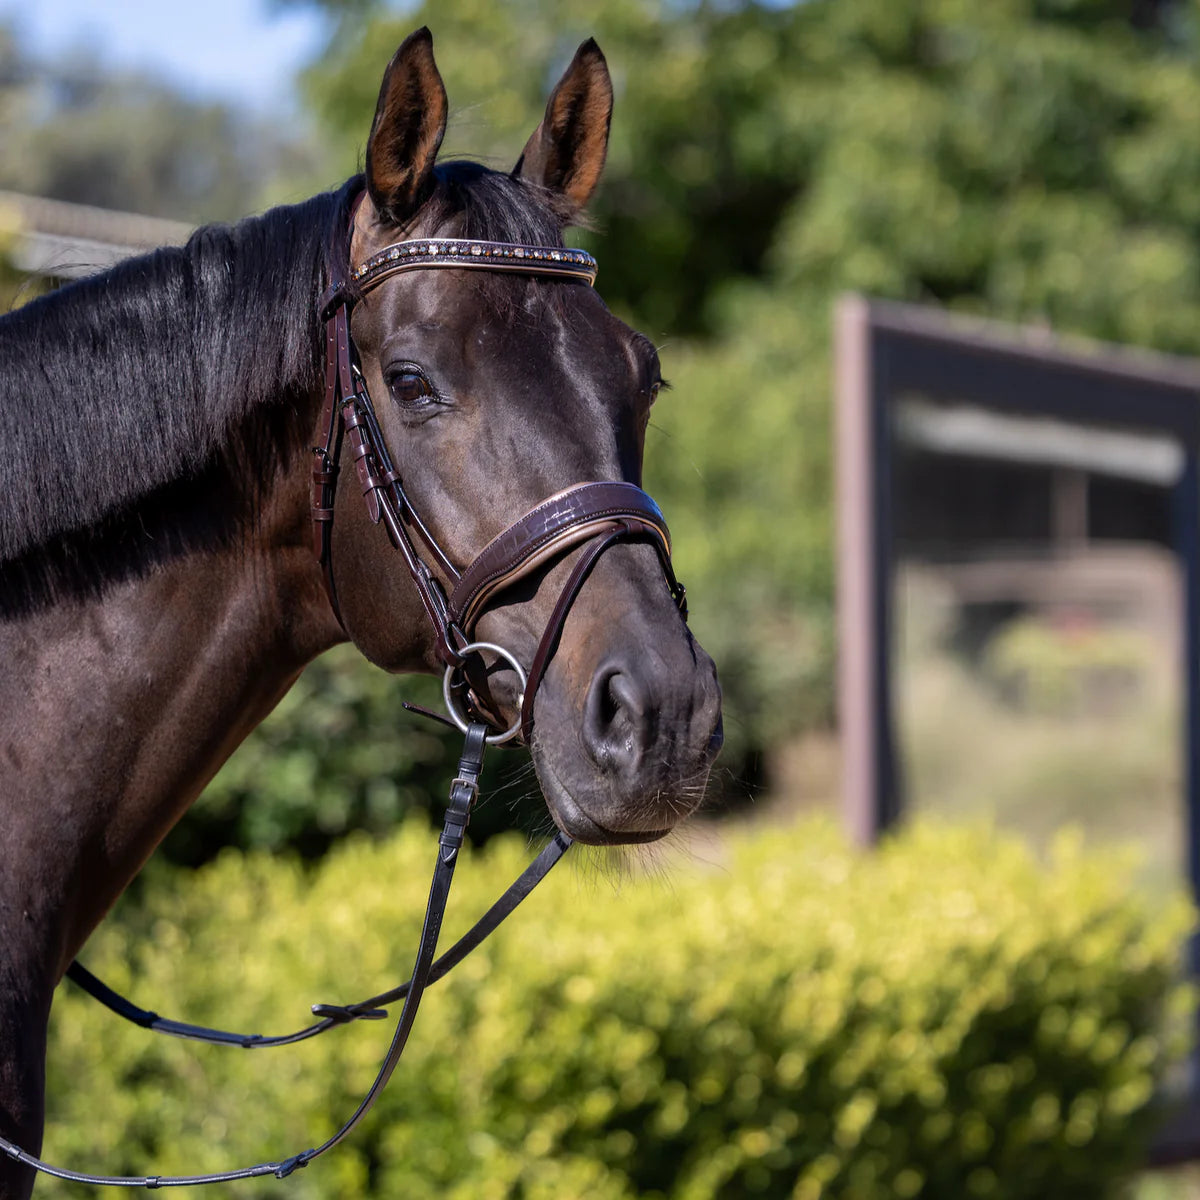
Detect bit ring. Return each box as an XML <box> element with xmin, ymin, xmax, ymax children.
<box><xmin>442</xmin><ymin>642</ymin><xmax>527</xmax><ymax>745</ymax></box>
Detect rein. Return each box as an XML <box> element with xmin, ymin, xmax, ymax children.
<box><xmin>3</xmin><ymin>217</ymin><xmax>688</xmax><ymax>1188</ymax></box>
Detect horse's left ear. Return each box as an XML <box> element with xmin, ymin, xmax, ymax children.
<box><xmin>514</xmin><ymin>39</ymin><xmax>613</xmax><ymax>218</ymax></box>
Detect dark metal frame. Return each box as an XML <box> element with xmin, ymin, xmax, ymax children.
<box><xmin>835</xmin><ymin>294</ymin><xmax>1200</xmax><ymax>847</ymax></box>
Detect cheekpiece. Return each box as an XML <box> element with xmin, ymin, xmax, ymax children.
<box><xmin>353</xmin><ymin>238</ymin><xmax>598</xmax><ymax>295</ymax></box>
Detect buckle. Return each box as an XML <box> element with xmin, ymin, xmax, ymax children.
<box><xmin>449</xmin><ymin>775</ymin><xmax>480</xmax><ymax>805</ymax></box>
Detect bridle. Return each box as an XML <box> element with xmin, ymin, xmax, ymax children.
<box><xmin>4</xmin><ymin>206</ymin><xmax>691</xmax><ymax>1188</ymax></box>
<box><xmin>312</xmin><ymin>227</ymin><xmax>686</xmax><ymax>744</ymax></box>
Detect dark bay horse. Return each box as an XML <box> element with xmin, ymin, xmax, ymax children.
<box><xmin>0</xmin><ymin>30</ymin><xmax>721</xmax><ymax>1197</ymax></box>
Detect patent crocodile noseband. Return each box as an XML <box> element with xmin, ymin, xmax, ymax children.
<box><xmin>312</xmin><ymin>226</ymin><xmax>686</xmax><ymax>745</ymax></box>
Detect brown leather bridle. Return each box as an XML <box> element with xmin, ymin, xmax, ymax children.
<box><xmin>312</xmin><ymin>228</ymin><xmax>687</xmax><ymax>744</ymax></box>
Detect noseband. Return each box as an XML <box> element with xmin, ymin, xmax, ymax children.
<box><xmin>312</xmin><ymin>228</ymin><xmax>687</xmax><ymax>744</ymax></box>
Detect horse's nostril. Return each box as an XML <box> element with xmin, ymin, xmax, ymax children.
<box><xmin>583</xmin><ymin>662</ymin><xmax>652</xmax><ymax>774</ymax></box>
<box><xmin>608</xmin><ymin>669</ymin><xmax>648</xmax><ymax>721</ymax></box>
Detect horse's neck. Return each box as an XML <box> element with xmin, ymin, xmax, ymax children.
<box><xmin>0</xmin><ymin>496</ymin><xmax>340</xmax><ymax>986</ymax></box>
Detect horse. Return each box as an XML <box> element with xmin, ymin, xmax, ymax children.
<box><xmin>0</xmin><ymin>28</ymin><xmax>722</xmax><ymax>1197</ymax></box>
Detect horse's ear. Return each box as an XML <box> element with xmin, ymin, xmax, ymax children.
<box><xmin>514</xmin><ymin>39</ymin><xmax>613</xmax><ymax>218</ymax></box>
<box><xmin>365</xmin><ymin>27</ymin><xmax>448</xmax><ymax>226</ymax></box>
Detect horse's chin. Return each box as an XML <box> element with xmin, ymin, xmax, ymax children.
<box><xmin>532</xmin><ymin>752</ymin><xmax>688</xmax><ymax>846</ymax></box>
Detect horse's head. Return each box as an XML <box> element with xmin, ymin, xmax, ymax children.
<box><xmin>325</xmin><ymin>29</ymin><xmax>722</xmax><ymax>845</ymax></box>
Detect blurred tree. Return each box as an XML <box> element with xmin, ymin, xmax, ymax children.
<box><xmin>642</xmin><ymin>0</ymin><xmax>1200</xmax><ymax>777</ymax></box>
<box><xmin>0</xmin><ymin>23</ymin><xmax>325</xmax><ymax>223</ymax></box>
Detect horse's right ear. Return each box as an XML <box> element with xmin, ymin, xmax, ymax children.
<box><xmin>365</xmin><ymin>27</ymin><xmax>448</xmax><ymax>226</ymax></box>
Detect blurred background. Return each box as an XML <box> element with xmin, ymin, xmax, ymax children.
<box><xmin>10</xmin><ymin>0</ymin><xmax>1200</xmax><ymax>1195</ymax></box>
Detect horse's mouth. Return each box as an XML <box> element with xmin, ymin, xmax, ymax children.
<box><xmin>535</xmin><ymin>756</ymin><xmax>673</xmax><ymax>846</ymax></box>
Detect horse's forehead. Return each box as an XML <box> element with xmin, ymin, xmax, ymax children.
<box><xmin>365</xmin><ymin>270</ymin><xmax>630</xmax><ymax>372</ymax></box>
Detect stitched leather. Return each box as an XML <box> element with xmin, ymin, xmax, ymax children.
<box><xmin>519</xmin><ymin>520</ymin><xmax>669</xmax><ymax>742</ymax></box>
<box><xmin>448</xmin><ymin>482</ymin><xmax>670</xmax><ymax>631</ymax></box>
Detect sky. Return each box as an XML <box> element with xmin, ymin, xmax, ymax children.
<box><xmin>0</xmin><ymin>0</ymin><xmax>332</xmax><ymax>112</ymax></box>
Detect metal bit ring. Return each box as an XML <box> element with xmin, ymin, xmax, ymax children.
<box><xmin>442</xmin><ymin>641</ymin><xmax>527</xmax><ymax>745</ymax></box>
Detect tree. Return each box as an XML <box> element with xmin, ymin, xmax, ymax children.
<box><xmin>0</xmin><ymin>23</ymin><xmax>325</xmax><ymax>223</ymax></box>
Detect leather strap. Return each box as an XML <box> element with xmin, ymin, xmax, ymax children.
<box><xmin>518</xmin><ymin>518</ymin><xmax>681</xmax><ymax>743</ymax></box>
<box><xmin>447</xmin><ymin>482</ymin><xmax>671</xmax><ymax>633</ymax></box>
<box><xmin>346</xmin><ymin>237</ymin><xmax>597</xmax><ymax>296</ymax></box>
<box><xmin>7</xmin><ymin>724</ymin><xmax>506</xmax><ymax>1189</ymax></box>
<box><xmin>310</xmin><ymin>307</ymin><xmax>353</xmax><ymax>626</ymax></box>
<box><xmin>315</xmin><ymin>290</ymin><xmax>467</xmax><ymax>666</ymax></box>
<box><xmin>63</xmin><ymin>831</ymin><xmax>571</xmax><ymax>1049</ymax></box>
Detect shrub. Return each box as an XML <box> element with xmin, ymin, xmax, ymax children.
<box><xmin>42</xmin><ymin>819</ymin><xmax>1193</xmax><ymax>1198</ymax></box>
<box><xmin>985</xmin><ymin>619</ymin><xmax>1165</xmax><ymax>719</ymax></box>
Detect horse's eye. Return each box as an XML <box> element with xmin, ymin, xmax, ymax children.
<box><xmin>389</xmin><ymin>370</ymin><xmax>435</xmax><ymax>408</ymax></box>
<box><xmin>648</xmin><ymin>381</ymin><xmax>662</xmax><ymax>405</ymax></box>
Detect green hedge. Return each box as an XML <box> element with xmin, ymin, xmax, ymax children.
<box><xmin>42</xmin><ymin>820</ymin><xmax>1193</xmax><ymax>1198</ymax></box>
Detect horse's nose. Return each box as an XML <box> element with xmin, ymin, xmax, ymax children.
<box><xmin>582</xmin><ymin>658</ymin><xmax>653</xmax><ymax>776</ymax></box>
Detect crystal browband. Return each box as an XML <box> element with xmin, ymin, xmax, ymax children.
<box><xmin>353</xmin><ymin>238</ymin><xmax>598</xmax><ymax>293</ymax></box>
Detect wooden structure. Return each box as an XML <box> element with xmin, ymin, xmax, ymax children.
<box><xmin>835</xmin><ymin>294</ymin><xmax>1200</xmax><ymax>853</ymax></box>
<box><xmin>0</xmin><ymin>190</ymin><xmax>191</xmax><ymax>282</ymax></box>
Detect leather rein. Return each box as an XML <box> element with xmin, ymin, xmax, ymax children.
<box><xmin>4</xmin><ymin>214</ymin><xmax>688</xmax><ymax>1188</ymax></box>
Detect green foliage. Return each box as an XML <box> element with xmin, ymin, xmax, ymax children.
<box><xmin>162</xmin><ymin>645</ymin><xmax>549</xmax><ymax>866</ymax></box>
<box><xmin>0</xmin><ymin>194</ymin><xmax>33</xmax><ymax>311</ymax></box>
<box><xmin>985</xmin><ymin>618</ymin><xmax>1161</xmax><ymax>717</ymax></box>
<box><xmin>44</xmin><ymin>819</ymin><xmax>1194</xmax><ymax>1198</ymax></box>
<box><xmin>896</xmin><ymin>581</ymin><xmax>1180</xmax><ymax>867</ymax></box>
<box><xmin>0</xmin><ymin>23</ymin><xmax>325</xmax><ymax>223</ymax></box>
<box><xmin>643</xmin><ymin>294</ymin><xmax>838</xmax><ymax>763</ymax></box>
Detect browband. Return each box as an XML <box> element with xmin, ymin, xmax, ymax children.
<box><xmin>321</xmin><ymin>238</ymin><xmax>597</xmax><ymax>319</ymax></box>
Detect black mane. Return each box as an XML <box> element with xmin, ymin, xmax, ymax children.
<box><xmin>427</xmin><ymin>161</ymin><xmax>565</xmax><ymax>244</ymax></box>
<box><xmin>0</xmin><ymin>181</ymin><xmax>356</xmax><ymax>612</ymax></box>
<box><xmin>0</xmin><ymin>164</ymin><xmax>568</xmax><ymax>613</ymax></box>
